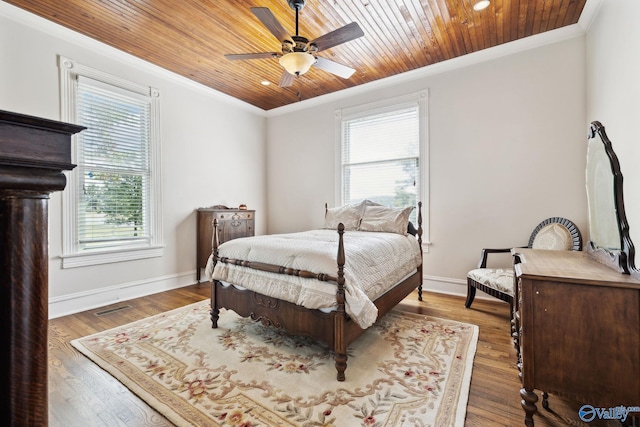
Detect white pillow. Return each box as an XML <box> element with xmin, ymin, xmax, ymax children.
<box><xmin>363</xmin><ymin>199</ymin><xmax>382</xmax><ymax>207</ymax></box>
<box><xmin>323</xmin><ymin>202</ymin><xmax>365</xmax><ymax>230</ymax></box>
<box><xmin>359</xmin><ymin>205</ymin><xmax>414</xmax><ymax>234</ymax></box>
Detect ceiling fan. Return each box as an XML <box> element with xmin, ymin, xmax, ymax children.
<box><xmin>224</xmin><ymin>0</ymin><xmax>364</xmax><ymax>88</ymax></box>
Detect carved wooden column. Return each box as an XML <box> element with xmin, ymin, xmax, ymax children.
<box><xmin>0</xmin><ymin>110</ymin><xmax>84</xmax><ymax>426</ymax></box>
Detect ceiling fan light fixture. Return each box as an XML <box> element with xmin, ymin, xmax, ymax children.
<box><xmin>279</xmin><ymin>52</ymin><xmax>316</xmax><ymax>76</ymax></box>
<box><xmin>473</xmin><ymin>0</ymin><xmax>490</xmax><ymax>11</ymax></box>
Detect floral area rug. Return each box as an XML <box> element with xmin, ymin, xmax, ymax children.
<box><xmin>71</xmin><ymin>300</ymin><xmax>478</xmax><ymax>426</ymax></box>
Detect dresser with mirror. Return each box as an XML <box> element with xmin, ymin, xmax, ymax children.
<box><xmin>513</xmin><ymin>121</ymin><xmax>640</xmax><ymax>426</ymax></box>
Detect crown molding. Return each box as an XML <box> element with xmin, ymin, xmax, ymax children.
<box><xmin>578</xmin><ymin>0</ymin><xmax>604</xmax><ymax>33</ymax></box>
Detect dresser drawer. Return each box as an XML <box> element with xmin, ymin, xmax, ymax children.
<box><xmin>214</xmin><ymin>211</ymin><xmax>253</xmax><ymax>221</ymax></box>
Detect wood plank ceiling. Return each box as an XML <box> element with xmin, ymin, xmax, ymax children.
<box><xmin>6</xmin><ymin>0</ymin><xmax>586</xmax><ymax>111</ymax></box>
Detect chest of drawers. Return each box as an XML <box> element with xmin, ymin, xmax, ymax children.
<box><xmin>513</xmin><ymin>248</ymin><xmax>640</xmax><ymax>426</ymax></box>
<box><xmin>196</xmin><ymin>208</ymin><xmax>255</xmax><ymax>282</ymax></box>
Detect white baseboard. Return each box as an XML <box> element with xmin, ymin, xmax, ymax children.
<box><xmin>48</xmin><ymin>271</ymin><xmax>200</xmax><ymax>319</ymax></box>
<box><xmin>420</xmin><ymin>274</ymin><xmax>500</xmax><ymax>302</ymax></box>
<box><xmin>49</xmin><ymin>272</ymin><xmax>499</xmax><ymax>319</ymax></box>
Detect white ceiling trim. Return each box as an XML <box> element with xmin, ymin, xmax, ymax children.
<box><xmin>578</xmin><ymin>0</ymin><xmax>603</xmax><ymax>33</ymax></box>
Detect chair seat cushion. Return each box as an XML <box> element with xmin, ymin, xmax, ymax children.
<box><xmin>467</xmin><ymin>268</ymin><xmax>515</xmax><ymax>296</ymax></box>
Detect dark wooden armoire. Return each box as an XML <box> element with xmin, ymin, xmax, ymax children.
<box><xmin>0</xmin><ymin>110</ymin><xmax>84</xmax><ymax>426</ymax></box>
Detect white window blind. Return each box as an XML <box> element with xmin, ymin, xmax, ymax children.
<box><xmin>76</xmin><ymin>76</ymin><xmax>151</xmax><ymax>250</ymax></box>
<box><xmin>341</xmin><ymin>104</ymin><xmax>420</xmax><ymax>218</ymax></box>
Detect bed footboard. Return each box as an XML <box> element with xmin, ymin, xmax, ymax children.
<box><xmin>208</xmin><ymin>202</ymin><xmax>423</xmax><ymax>381</ymax></box>
<box><xmin>211</xmin><ymin>223</ymin><xmax>350</xmax><ymax>380</ymax></box>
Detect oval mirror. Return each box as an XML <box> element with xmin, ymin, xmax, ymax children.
<box><xmin>586</xmin><ymin>121</ymin><xmax>637</xmax><ymax>277</ymax></box>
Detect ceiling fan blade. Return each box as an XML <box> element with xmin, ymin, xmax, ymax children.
<box><xmin>279</xmin><ymin>70</ymin><xmax>295</xmax><ymax>87</ymax></box>
<box><xmin>251</xmin><ymin>7</ymin><xmax>292</xmax><ymax>43</ymax></box>
<box><xmin>310</xmin><ymin>22</ymin><xmax>364</xmax><ymax>52</ymax></box>
<box><xmin>314</xmin><ymin>56</ymin><xmax>356</xmax><ymax>79</ymax></box>
<box><xmin>224</xmin><ymin>52</ymin><xmax>279</xmax><ymax>60</ymax></box>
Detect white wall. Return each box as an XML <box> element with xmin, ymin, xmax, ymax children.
<box><xmin>0</xmin><ymin>3</ymin><xmax>267</xmax><ymax>317</ymax></box>
<box><xmin>586</xmin><ymin>0</ymin><xmax>640</xmax><ymax>262</ymax></box>
<box><xmin>1</xmin><ymin>0</ymin><xmax>605</xmax><ymax>313</ymax></box>
<box><xmin>266</xmin><ymin>33</ymin><xmax>589</xmax><ymax>295</ymax></box>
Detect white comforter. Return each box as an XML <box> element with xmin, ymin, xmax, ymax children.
<box><xmin>206</xmin><ymin>229</ymin><xmax>422</xmax><ymax>328</ymax></box>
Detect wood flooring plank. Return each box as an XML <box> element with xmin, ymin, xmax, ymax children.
<box><xmin>47</xmin><ymin>284</ymin><xmax>632</xmax><ymax>426</ymax></box>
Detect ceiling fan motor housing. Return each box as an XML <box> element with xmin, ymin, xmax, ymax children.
<box><xmin>287</xmin><ymin>0</ymin><xmax>306</xmax><ymax>10</ymax></box>
<box><xmin>282</xmin><ymin>35</ymin><xmax>316</xmax><ymax>54</ymax></box>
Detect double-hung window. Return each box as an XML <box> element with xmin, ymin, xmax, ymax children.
<box><xmin>336</xmin><ymin>91</ymin><xmax>429</xmax><ymax>236</ymax></box>
<box><xmin>59</xmin><ymin>56</ymin><xmax>163</xmax><ymax>268</ymax></box>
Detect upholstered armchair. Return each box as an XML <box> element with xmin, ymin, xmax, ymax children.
<box><xmin>465</xmin><ymin>217</ymin><xmax>582</xmax><ymax>314</ymax></box>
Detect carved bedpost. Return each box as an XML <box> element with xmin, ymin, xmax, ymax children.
<box><xmin>210</xmin><ymin>218</ymin><xmax>220</xmax><ymax>328</ymax></box>
<box><xmin>334</xmin><ymin>223</ymin><xmax>347</xmax><ymax>381</ymax></box>
<box><xmin>336</xmin><ymin>222</ymin><xmax>346</xmax><ymax>312</ymax></box>
<box><xmin>417</xmin><ymin>201</ymin><xmax>423</xmax><ymax>301</ymax></box>
<box><xmin>211</xmin><ymin>218</ymin><xmax>219</xmax><ymax>265</ymax></box>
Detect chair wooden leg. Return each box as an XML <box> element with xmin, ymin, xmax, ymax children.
<box><xmin>465</xmin><ymin>281</ymin><xmax>476</xmax><ymax>308</ymax></box>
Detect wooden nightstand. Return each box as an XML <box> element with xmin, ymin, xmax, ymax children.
<box><xmin>196</xmin><ymin>207</ymin><xmax>255</xmax><ymax>282</ymax></box>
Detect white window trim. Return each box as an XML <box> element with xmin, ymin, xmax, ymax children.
<box><xmin>58</xmin><ymin>55</ymin><xmax>164</xmax><ymax>268</ymax></box>
<box><xmin>334</xmin><ymin>90</ymin><xmax>431</xmax><ymax>251</ymax></box>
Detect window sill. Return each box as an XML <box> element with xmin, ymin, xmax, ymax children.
<box><xmin>60</xmin><ymin>245</ymin><xmax>164</xmax><ymax>268</ymax></box>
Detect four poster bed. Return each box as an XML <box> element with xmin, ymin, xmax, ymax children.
<box><xmin>206</xmin><ymin>201</ymin><xmax>424</xmax><ymax>381</ymax></box>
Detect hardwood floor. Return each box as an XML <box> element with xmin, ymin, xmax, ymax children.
<box><xmin>48</xmin><ymin>284</ymin><xmax>632</xmax><ymax>427</ymax></box>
